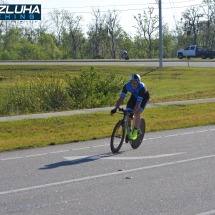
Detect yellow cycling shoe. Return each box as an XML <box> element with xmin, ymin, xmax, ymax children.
<box><xmin>130</xmin><ymin>129</ymin><xmax>138</xmax><ymax>140</ymax></box>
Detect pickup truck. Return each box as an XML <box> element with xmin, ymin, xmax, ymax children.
<box><xmin>177</xmin><ymin>45</ymin><xmax>215</xmax><ymax>59</ymax></box>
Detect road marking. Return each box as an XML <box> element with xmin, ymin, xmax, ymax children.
<box><xmin>1</xmin><ymin>157</ymin><xmax>23</xmax><ymax>161</ymax></box>
<box><xmin>72</xmin><ymin>147</ymin><xmax>91</xmax><ymax>150</ymax></box>
<box><xmin>180</xmin><ymin>132</ymin><xmax>195</xmax><ymax>135</ymax></box>
<box><xmin>0</xmin><ymin>128</ymin><xmax>214</xmax><ymax>161</ymax></box>
<box><xmin>1</xmin><ymin>153</ymin><xmax>215</xmax><ymax>195</ymax></box>
<box><xmin>93</xmin><ymin>144</ymin><xmax>108</xmax><ymax>148</ymax></box>
<box><xmin>196</xmin><ymin>210</ymin><xmax>215</xmax><ymax>215</ymax></box>
<box><xmin>195</xmin><ymin>130</ymin><xmax>209</xmax><ymax>133</ymax></box>
<box><xmin>163</xmin><ymin>134</ymin><xmax>179</xmax><ymax>137</ymax></box>
<box><xmin>5</xmin><ymin>199</ymin><xmax>82</xmax><ymax>210</ymax></box>
<box><xmin>50</xmin><ymin>150</ymin><xmax>69</xmax><ymax>154</ymax></box>
<box><xmin>25</xmin><ymin>153</ymin><xmax>48</xmax><ymax>157</ymax></box>
<box><xmin>64</xmin><ymin>152</ymin><xmax>185</xmax><ymax>162</ymax></box>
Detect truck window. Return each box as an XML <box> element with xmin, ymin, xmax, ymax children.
<box><xmin>191</xmin><ymin>47</ymin><xmax>195</xmax><ymax>50</ymax></box>
<box><xmin>185</xmin><ymin>47</ymin><xmax>190</xmax><ymax>50</ymax></box>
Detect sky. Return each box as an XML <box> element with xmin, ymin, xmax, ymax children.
<box><xmin>2</xmin><ymin>0</ymin><xmax>204</xmax><ymax>37</ymax></box>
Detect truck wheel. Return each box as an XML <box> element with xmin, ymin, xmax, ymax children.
<box><xmin>201</xmin><ymin>54</ymin><xmax>206</xmax><ymax>59</ymax></box>
<box><xmin>178</xmin><ymin>53</ymin><xmax>183</xmax><ymax>59</ymax></box>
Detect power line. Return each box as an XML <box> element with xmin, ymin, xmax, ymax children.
<box><xmin>41</xmin><ymin>3</ymin><xmax>207</xmax><ymax>16</ymax></box>
<box><xmin>42</xmin><ymin>0</ymin><xmax>197</xmax><ymax>10</ymax></box>
<box><xmin>168</xmin><ymin>0</ymin><xmax>179</xmax><ymax>27</ymax></box>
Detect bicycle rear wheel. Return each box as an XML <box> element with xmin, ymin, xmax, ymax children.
<box><xmin>110</xmin><ymin>120</ymin><xmax>125</xmax><ymax>153</ymax></box>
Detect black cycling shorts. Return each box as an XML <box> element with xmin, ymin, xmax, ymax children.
<box><xmin>126</xmin><ymin>92</ymin><xmax>149</xmax><ymax>112</ymax></box>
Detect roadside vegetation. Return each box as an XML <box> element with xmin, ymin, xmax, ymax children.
<box><xmin>0</xmin><ymin>1</ymin><xmax>215</xmax><ymax>60</ymax></box>
<box><xmin>1</xmin><ymin>65</ymin><xmax>215</xmax><ymax>116</ymax></box>
<box><xmin>0</xmin><ymin>102</ymin><xmax>215</xmax><ymax>152</ymax></box>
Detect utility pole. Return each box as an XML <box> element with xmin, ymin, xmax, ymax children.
<box><xmin>159</xmin><ymin>0</ymin><xmax>163</xmax><ymax>67</ymax></box>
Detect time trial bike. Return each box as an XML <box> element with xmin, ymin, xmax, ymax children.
<box><xmin>110</xmin><ymin>107</ymin><xmax>145</xmax><ymax>153</ymax></box>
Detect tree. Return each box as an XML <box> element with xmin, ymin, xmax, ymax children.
<box><xmin>105</xmin><ymin>9</ymin><xmax>122</xmax><ymax>59</ymax></box>
<box><xmin>87</xmin><ymin>8</ymin><xmax>107</xmax><ymax>58</ymax></box>
<box><xmin>118</xmin><ymin>31</ymin><xmax>134</xmax><ymax>58</ymax></box>
<box><xmin>199</xmin><ymin>0</ymin><xmax>215</xmax><ymax>50</ymax></box>
<box><xmin>64</xmin><ymin>11</ymin><xmax>84</xmax><ymax>58</ymax></box>
<box><xmin>162</xmin><ymin>24</ymin><xmax>175</xmax><ymax>58</ymax></box>
<box><xmin>49</xmin><ymin>9</ymin><xmax>66</xmax><ymax>45</ymax></box>
<box><xmin>134</xmin><ymin>7</ymin><xmax>159</xmax><ymax>58</ymax></box>
<box><xmin>38</xmin><ymin>33</ymin><xmax>63</xmax><ymax>60</ymax></box>
<box><xmin>181</xmin><ymin>5</ymin><xmax>202</xmax><ymax>45</ymax></box>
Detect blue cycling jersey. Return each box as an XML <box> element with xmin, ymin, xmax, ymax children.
<box><xmin>120</xmin><ymin>82</ymin><xmax>147</xmax><ymax>103</ymax></box>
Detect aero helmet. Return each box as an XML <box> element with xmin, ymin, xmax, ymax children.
<box><xmin>130</xmin><ymin>74</ymin><xmax>141</xmax><ymax>84</ymax></box>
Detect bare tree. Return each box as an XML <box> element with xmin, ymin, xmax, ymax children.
<box><xmin>181</xmin><ymin>5</ymin><xmax>203</xmax><ymax>45</ymax></box>
<box><xmin>134</xmin><ymin>7</ymin><xmax>159</xmax><ymax>58</ymax></box>
<box><xmin>36</xmin><ymin>18</ymin><xmax>49</xmax><ymax>37</ymax></box>
<box><xmin>49</xmin><ymin>9</ymin><xmax>66</xmax><ymax>45</ymax></box>
<box><xmin>199</xmin><ymin>0</ymin><xmax>215</xmax><ymax>50</ymax></box>
<box><xmin>87</xmin><ymin>8</ymin><xmax>107</xmax><ymax>58</ymax></box>
<box><xmin>64</xmin><ymin>11</ymin><xmax>83</xmax><ymax>57</ymax></box>
<box><xmin>105</xmin><ymin>9</ymin><xmax>122</xmax><ymax>59</ymax></box>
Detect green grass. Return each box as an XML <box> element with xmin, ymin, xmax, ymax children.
<box><xmin>1</xmin><ymin>65</ymin><xmax>215</xmax><ymax>116</ymax></box>
<box><xmin>0</xmin><ymin>102</ymin><xmax>215</xmax><ymax>152</ymax></box>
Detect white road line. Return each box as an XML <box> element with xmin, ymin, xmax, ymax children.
<box><xmin>196</xmin><ymin>210</ymin><xmax>215</xmax><ymax>215</ymax></box>
<box><xmin>5</xmin><ymin>199</ymin><xmax>82</xmax><ymax>210</ymax></box>
<box><xmin>180</xmin><ymin>132</ymin><xmax>195</xmax><ymax>135</ymax></box>
<box><xmin>145</xmin><ymin>136</ymin><xmax>163</xmax><ymax>140</ymax></box>
<box><xmin>72</xmin><ymin>147</ymin><xmax>91</xmax><ymax>150</ymax></box>
<box><xmin>1</xmin><ymin>157</ymin><xmax>23</xmax><ymax>161</ymax></box>
<box><xmin>195</xmin><ymin>130</ymin><xmax>209</xmax><ymax>133</ymax></box>
<box><xmin>25</xmin><ymin>153</ymin><xmax>48</xmax><ymax>157</ymax></box>
<box><xmin>92</xmin><ymin>144</ymin><xmax>109</xmax><ymax>148</ymax></box>
<box><xmin>0</xmin><ymin>153</ymin><xmax>215</xmax><ymax>195</ymax></box>
<box><xmin>163</xmin><ymin>134</ymin><xmax>179</xmax><ymax>137</ymax></box>
<box><xmin>50</xmin><ymin>150</ymin><xmax>69</xmax><ymax>154</ymax></box>
<box><xmin>64</xmin><ymin>152</ymin><xmax>185</xmax><ymax>161</ymax></box>
<box><xmin>0</xmin><ymin>128</ymin><xmax>214</xmax><ymax>161</ymax></box>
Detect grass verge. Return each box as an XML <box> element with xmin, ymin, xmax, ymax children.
<box><xmin>1</xmin><ymin>65</ymin><xmax>215</xmax><ymax>116</ymax></box>
<box><xmin>0</xmin><ymin>102</ymin><xmax>215</xmax><ymax>152</ymax></box>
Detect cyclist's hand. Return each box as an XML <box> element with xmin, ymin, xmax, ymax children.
<box><xmin>129</xmin><ymin>113</ymin><xmax>134</xmax><ymax>119</ymax></box>
<box><xmin>110</xmin><ymin>108</ymin><xmax>117</xmax><ymax>115</ymax></box>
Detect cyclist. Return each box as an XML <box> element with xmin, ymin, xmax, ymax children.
<box><xmin>121</xmin><ymin>50</ymin><xmax>128</xmax><ymax>58</ymax></box>
<box><xmin>110</xmin><ymin>74</ymin><xmax>149</xmax><ymax>140</ymax></box>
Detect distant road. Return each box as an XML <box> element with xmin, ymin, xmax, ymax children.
<box><xmin>0</xmin><ymin>61</ymin><xmax>215</xmax><ymax>67</ymax></box>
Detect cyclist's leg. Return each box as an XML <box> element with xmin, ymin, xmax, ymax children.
<box><xmin>134</xmin><ymin>109</ymin><xmax>141</xmax><ymax>128</ymax></box>
<box><xmin>130</xmin><ymin>93</ymin><xmax>149</xmax><ymax>140</ymax></box>
<box><xmin>139</xmin><ymin>92</ymin><xmax>149</xmax><ymax>114</ymax></box>
<box><xmin>126</xmin><ymin>95</ymin><xmax>136</xmax><ymax>127</ymax></box>
<box><xmin>134</xmin><ymin>94</ymin><xmax>149</xmax><ymax>128</ymax></box>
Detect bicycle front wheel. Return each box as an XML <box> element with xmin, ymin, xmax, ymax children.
<box><xmin>110</xmin><ymin>120</ymin><xmax>125</xmax><ymax>153</ymax></box>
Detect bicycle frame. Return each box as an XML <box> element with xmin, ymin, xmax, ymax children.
<box><xmin>116</xmin><ymin>108</ymin><xmax>143</xmax><ymax>145</ymax></box>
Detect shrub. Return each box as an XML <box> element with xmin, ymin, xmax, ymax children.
<box><xmin>0</xmin><ymin>67</ymin><xmax>126</xmax><ymax>116</ymax></box>
<box><xmin>1</xmin><ymin>72</ymin><xmax>71</xmax><ymax>115</ymax></box>
<box><xmin>66</xmin><ymin>66</ymin><xmax>126</xmax><ymax>109</ymax></box>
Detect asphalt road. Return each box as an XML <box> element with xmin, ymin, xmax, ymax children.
<box><xmin>0</xmin><ymin>60</ymin><xmax>215</xmax><ymax>67</ymax></box>
<box><xmin>1</xmin><ymin>125</ymin><xmax>215</xmax><ymax>214</ymax></box>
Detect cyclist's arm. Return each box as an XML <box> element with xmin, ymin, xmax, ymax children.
<box><xmin>115</xmin><ymin>84</ymin><xmax>127</xmax><ymax>109</ymax></box>
<box><xmin>115</xmin><ymin>97</ymin><xmax>124</xmax><ymax>109</ymax></box>
<box><xmin>132</xmin><ymin>101</ymin><xmax>141</xmax><ymax>114</ymax></box>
